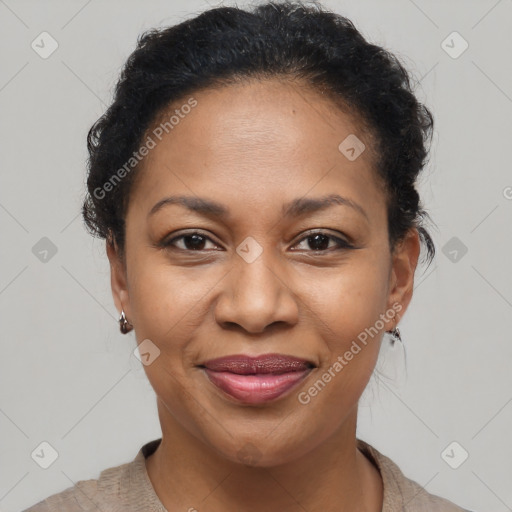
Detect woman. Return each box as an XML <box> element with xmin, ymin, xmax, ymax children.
<box><xmin>25</xmin><ymin>1</ymin><xmax>473</xmax><ymax>511</ymax></box>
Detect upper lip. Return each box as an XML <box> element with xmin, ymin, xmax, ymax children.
<box><xmin>200</xmin><ymin>353</ymin><xmax>316</xmax><ymax>375</ymax></box>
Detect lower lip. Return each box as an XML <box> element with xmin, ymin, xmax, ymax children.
<box><xmin>203</xmin><ymin>368</ymin><xmax>312</xmax><ymax>404</ymax></box>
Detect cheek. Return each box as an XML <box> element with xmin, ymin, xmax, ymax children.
<box><xmin>300</xmin><ymin>256</ymin><xmax>389</xmax><ymax>394</ymax></box>
<box><xmin>128</xmin><ymin>253</ymin><xmax>221</xmax><ymax>341</ymax></box>
<box><xmin>300</xmin><ymin>254</ymin><xmax>390</xmax><ymax>344</ymax></box>
<box><xmin>127</xmin><ymin>263</ymin><xmax>207</xmax><ymax>415</ymax></box>
<box><xmin>126</xmin><ymin>256</ymin><xmax>229</xmax><ymax>404</ymax></box>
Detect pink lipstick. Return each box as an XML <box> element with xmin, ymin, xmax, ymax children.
<box><xmin>200</xmin><ymin>353</ymin><xmax>314</xmax><ymax>404</ymax></box>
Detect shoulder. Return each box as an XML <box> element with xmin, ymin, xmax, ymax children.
<box><xmin>22</xmin><ymin>439</ymin><xmax>165</xmax><ymax>512</ymax></box>
<box><xmin>22</xmin><ymin>463</ymin><xmax>129</xmax><ymax>512</ymax></box>
<box><xmin>22</xmin><ymin>479</ymin><xmax>99</xmax><ymax>512</ymax></box>
<box><xmin>357</xmin><ymin>439</ymin><xmax>475</xmax><ymax>512</ymax></box>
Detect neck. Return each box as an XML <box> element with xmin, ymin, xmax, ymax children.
<box><xmin>145</xmin><ymin>398</ymin><xmax>383</xmax><ymax>512</ymax></box>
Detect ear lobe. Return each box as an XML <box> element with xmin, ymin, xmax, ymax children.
<box><xmin>386</xmin><ymin>228</ymin><xmax>421</xmax><ymax>328</ymax></box>
<box><xmin>106</xmin><ymin>237</ymin><xmax>130</xmax><ymax>319</ymax></box>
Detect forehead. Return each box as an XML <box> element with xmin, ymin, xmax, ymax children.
<box><xmin>129</xmin><ymin>79</ymin><xmax>385</xmax><ymax>223</ymax></box>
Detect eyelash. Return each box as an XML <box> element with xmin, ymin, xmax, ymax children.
<box><xmin>161</xmin><ymin>230</ymin><xmax>354</xmax><ymax>253</ymax></box>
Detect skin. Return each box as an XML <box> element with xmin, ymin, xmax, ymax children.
<box><xmin>107</xmin><ymin>78</ymin><xmax>420</xmax><ymax>511</ymax></box>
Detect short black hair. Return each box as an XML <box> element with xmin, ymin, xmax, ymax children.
<box><xmin>82</xmin><ymin>0</ymin><xmax>436</xmax><ymax>267</ymax></box>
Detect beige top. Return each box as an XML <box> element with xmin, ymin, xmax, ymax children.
<box><xmin>24</xmin><ymin>438</ymin><xmax>472</xmax><ymax>512</ymax></box>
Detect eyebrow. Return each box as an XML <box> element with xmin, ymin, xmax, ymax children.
<box><xmin>148</xmin><ymin>193</ymin><xmax>369</xmax><ymax>222</ymax></box>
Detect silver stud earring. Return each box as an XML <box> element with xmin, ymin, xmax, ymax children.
<box><xmin>386</xmin><ymin>311</ymin><xmax>402</xmax><ymax>345</ymax></box>
<box><xmin>386</xmin><ymin>326</ymin><xmax>402</xmax><ymax>345</ymax></box>
<box><xmin>119</xmin><ymin>309</ymin><xmax>133</xmax><ymax>334</ymax></box>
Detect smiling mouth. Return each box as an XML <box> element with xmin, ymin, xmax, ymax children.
<box><xmin>198</xmin><ymin>353</ymin><xmax>316</xmax><ymax>404</ymax></box>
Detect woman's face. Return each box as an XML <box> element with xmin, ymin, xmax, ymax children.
<box><xmin>108</xmin><ymin>78</ymin><xmax>419</xmax><ymax>466</ymax></box>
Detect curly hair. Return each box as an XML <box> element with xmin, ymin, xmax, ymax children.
<box><xmin>82</xmin><ymin>0</ymin><xmax>436</xmax><ymax>266</ymax></box>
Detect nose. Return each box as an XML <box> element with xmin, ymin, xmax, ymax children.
<box><xmin>214</xmin><ymin>253</ymin><xmax>299</xmax><ymax>334</ymax></box>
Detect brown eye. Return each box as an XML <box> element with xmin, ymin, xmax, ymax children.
<box><xmin>292</xmin><ymin>231</ymin><xmax>353</xmax><ymax>252</ymax></box>
<box><xmin>163</xmin><ymin>232</ymin><xmax>220</xmax><ymax>251</ymax></box>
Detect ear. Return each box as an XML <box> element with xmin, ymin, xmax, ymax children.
<box><xmin>385</xmin><ymin>228</ymin><xmax>421</xmax><ymax>329</ymax></box>
<box><xmin>106</xmin><ymin>234</ymin><xmax>132</xmax><ymax>321</ymax></box>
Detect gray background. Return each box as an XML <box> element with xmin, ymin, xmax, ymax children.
<box><xmin>1</xmin><ymin>0</ymin><xmax>511</xmax><ymax>510</ymax></box>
